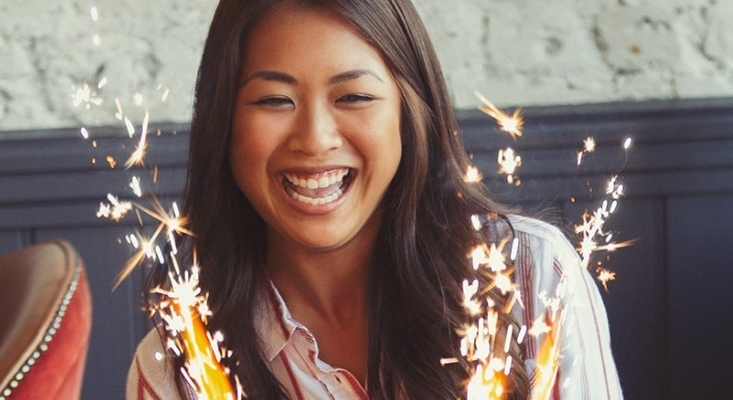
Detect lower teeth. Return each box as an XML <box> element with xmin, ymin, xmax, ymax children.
<box><xmin>288</xmin><ymin>188</ymin><xmax>344</xmax><ymax>205</ymax></box>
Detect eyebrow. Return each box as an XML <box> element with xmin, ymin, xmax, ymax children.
<box><xmin>328</xmin><ymin>69</ymin><xmax>385</xmax><ymax>84</ymax></box>
<box><xmin>240</xmin><ymin>71</ymin><xmax>297</xmax><ymax>87</ymax></box>
<box><xmin>240</xmin><ymin>68</ymin><xmax>384</xmax><ymax>87</ymax></box>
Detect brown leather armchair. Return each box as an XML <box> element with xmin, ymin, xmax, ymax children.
<box><xmin>0</xmin><ymin>240</ymin><xmax>92</xmax><ymax>399</ymax></box>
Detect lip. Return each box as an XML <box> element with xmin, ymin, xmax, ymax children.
<box><xmin>276</xmin><ymin>166</ymin><xmax>356</xmax><ymax>215</ymax></box>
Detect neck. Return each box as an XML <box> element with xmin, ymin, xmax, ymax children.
<box><xmin>264</xmin><ymin>223</ymin><xmax>377</xmax><ymax>324</ymax></box>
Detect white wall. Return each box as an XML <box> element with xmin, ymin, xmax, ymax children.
<box><xmin>1</xmin><ymin>0</ymin><xmax>732</xmax><ymax>131</ymax></box>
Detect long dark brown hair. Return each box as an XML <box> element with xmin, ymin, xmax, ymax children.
<box><xmin>149</xmin><ymin>0</ymin><xmax>530</xmax><ymax>398</ymax></box>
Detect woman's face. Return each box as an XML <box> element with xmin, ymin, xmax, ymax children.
<box><xmin>230</xmin><ymin>4</ymin><xmax>402</xmax><ymax>253</ymax></box>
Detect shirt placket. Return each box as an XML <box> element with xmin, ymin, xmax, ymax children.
<box><xmin>292</xmin><ymin>326</ymin><xmax>363</xmax><ymax>399</ymax></box>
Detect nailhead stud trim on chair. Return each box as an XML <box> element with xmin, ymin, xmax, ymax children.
<box><xmin>0</xmin><ymin>260</ymin><xmax>82</xmax><ymax>399</ymax></box>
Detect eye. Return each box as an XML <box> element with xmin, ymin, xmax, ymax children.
<box><xmin>253</xmin><ymin>96</ymin><xmax>294</xmax><ymax>107</ymax></box>
<box><xmin>336</xmin><ymin>94</ymin><xmax>376</xmax><ymax>104</ymax></box>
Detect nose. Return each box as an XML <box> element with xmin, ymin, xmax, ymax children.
<box><xmin>286</xmin><ymin>101</ymin><xmax>343</xmax><ymax>155</ymax></box>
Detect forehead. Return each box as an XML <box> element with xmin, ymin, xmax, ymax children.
<box><xmin>242</xmin><ymin>3</ymin><xmax>389</xmax><ymax>75</ymax></box>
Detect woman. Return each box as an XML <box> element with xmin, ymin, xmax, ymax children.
<box><xmin>127</xmin><ymin>0</ymin><xmax>623</xmax><ymax>399</ymax></box>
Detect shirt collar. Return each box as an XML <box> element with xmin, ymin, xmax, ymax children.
<box><xmin>254</xmin><ymin>280</ymin><xmax>299</xmax><ymax>361</ymax></box>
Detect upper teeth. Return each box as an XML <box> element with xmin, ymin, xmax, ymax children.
<box><xmin>284</xmin><ymin>168</ymin><xmax>349</xmax><ymax>189</ymax></box>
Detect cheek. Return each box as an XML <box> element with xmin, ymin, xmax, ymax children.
<box><xmin>373</xmin><ymin>105</ymin><xmax>403</xmax><ymax>159</ymax></box>
<box><xmin>350</xmin><ymin>104</ymin><xmax>402</xmax><ymax>149</ymax></box>
<box><xmin>230</xmin><ymin>113</ymin><xmax>278</xmax><ymax>168</ymax></box>
<box><xmin>229</xmin><ymin>121</ymin><xmax>273</xmax><ymax>199</ymax></box>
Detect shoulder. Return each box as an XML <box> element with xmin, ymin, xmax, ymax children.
<box><xmin>507</xmin><ymin>214</ymin><xmax>580</xmax><ymax>272</ymax></box>
<box><xmin>506</xmin><ymin>214</ymin><xmax>597</xmax><ymax>315</ymax></box>
<box><xmin>507</xmin><ymin>214</ymin><xmax>572</xmax><ymax>248</ymax></box>
<box><xmin>126</xmin><ymin>328</ymin><xmax>182</xmax><ymax>400</ymax></box>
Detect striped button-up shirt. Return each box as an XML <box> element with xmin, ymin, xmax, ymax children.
<box><xmin>126</xmin><ymin>215</ymin><xmax>623</xmax><ymax>399</ymax></box>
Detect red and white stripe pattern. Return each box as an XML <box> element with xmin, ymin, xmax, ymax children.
<box><xmin>126</xmin><ymin>215</ymin><xmax>623</xmax><ymax>400</ymax></box>
<box><xmin>509</xmin><ymin>215</ymin><xmax>623</xmax><ymax>400</ymax></box>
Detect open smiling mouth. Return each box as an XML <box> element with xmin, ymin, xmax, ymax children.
<box><xmin>282</xmin><ymin>168</ymin><xmax>354</xmax><ymax>206</ymax></box>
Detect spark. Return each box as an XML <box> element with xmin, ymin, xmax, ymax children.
<box><xmin>130</xmin><ymin>176</ymin><xmax>142</xmax><ymax>197</ymax></box>
<box><xmin>498</xmin><ymin>147</ymin><xmax>521</xmax><ymax>185</ymax></box>
<box><xmin>96</xmin><ymin>194</ymin><xmax>132</xmax><ymax>221</ymax></box>
<box><xmin>516</xmin><ymin>325</ymin><xmax>527</xmax><ymax>344</ymax></box>
<box><xmin>125</xmin><ymin>112</ymin><xmax>150</xmax><ymax>169</ymax></box>
<box><xmin>592</xmin><ymin>239</ymin><xmax>636</xmax><ymax>253</ymax></box>
<box><xmin>491</xmin><ymin>271</ymin><xmax>514</xmax><ymax>295</ymax></box>
<box><xmin>90</xmin><ymin>6</ymin><xmax>99</xmax><ymax>21</ymax></box>
<box><xmin>574</xmin><ymin>176</ymin><xmax>630</xmax><ymax>270</ymax></box>
<box><xmin>157</xmin><ymin>83</ymin><xmax>171</xmax><ymax>102</ymax></box>
<box><xmin>80</xmin><ymin>127</ymin><xmax>89</xmax><ymax>139</ymax></box>
<box><xmin>124</xmin><ymin>117</ymin><xmax>135</xmax><ymax>137</ymax></box>
<box><xmin>596</xmin><ymin>268</ymin><xmax>616</xmax><ymax>292</ymax></box>
<box><xmin>486</xmin><ymin>243</ymin><xmax>507</xmax><ymax>272</ymax></box>
<box><xmin>463</xmin><ymin>279</ymin><xmax>482</xmax><ymax>315</ymax></box>
<box><xmin>470</xmin><ymin>243</ymin><xmax>498</xmax><ymax>271</ymax></box>
<box><xmin>577</xmin><ymin>137</ymin><xmax>596</xmax><ymax>166</ymax></box>
<box><xmin>476</xmin><ymin>91</ymin><xmax>523</xmax><ymax>139</ymax></box>
<box><xmin>606</xmin><ymin>175</ymin><xmax>624</xmax><ymax>199</ymax></box>
<box><xmin>471</xmin><ymin>214</ymin><xmax>483</xmax><ymax>231</ymax></box>
<box><xmin>71</xmin><ymin>83</ymin><xmax>103</xmax><ymax>109</ymax></box>
<box><xmin>135</xmin><ymin>198</ymin><xmax>195</xmax><ymax>238</ymax></box>
<box><xmin>464</xmin><ymin>165</ymin><xmax>483</xmax><ymax>183</ymax></box>
<box><xmin>133</xmin><ymin>92</ymin><xmax>144</xmax><ymax>106</ymax></box>
<box><xmin>114</xmin><ymin>98</ymin><xmax>124</xmax><ymax>120</ymax></box>
<box><xmin>111</xmin><ymin>198</ymin><xmax>194</xmax><ymax>289</ymax></box>
<box><xmin>584</xmin><ymin>137</ymin><xmax>596</xmax><ymax>153</ymax></box>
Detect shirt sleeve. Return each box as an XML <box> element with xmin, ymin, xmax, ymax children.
<box><xmin>126</xmin><ymin>328</ymin><xmax>183</xmax><ymax>400</ymax></box>
<box><xmin>553</xmin><ymin>233</ymin><xmax>624</xmax><ymax>400</ymax></box>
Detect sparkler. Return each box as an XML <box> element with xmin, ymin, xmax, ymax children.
<box><xmin>96</xmin><ymin>170</ymin><xmax>241</xmax><ymax>399</ymax></box>
<box><xmin>152</xmin><ymin>259</ymin><xmax>239</xmax><ymax>399</ymax></box>
<box><xmin>528</xmin><ymin>310</ymin><xmax>563</xmax><ymax>400</ymax></box>
<box><xmin>452</xmin><ymin>227</ymin><xmax>519</xmax><ymax>400</ymax></box>
<box><xmin>447</xmin><ymin>214</ymin><xmax>565</xmax><ymax>400</ymax></box>
<box><xmin>76</xmin><ymin>7</ymin><xmax>240</xmax><ymax>398</ymax></box>
<box><xmin>97</xmin><ymin>176</ymin><xmax>240</xmax><ymax>399</ymax></box>
<box><xmin>475</xmin><ymin>96</ymin><xmax>634</xmax><ymax>287</ymax></box>
<box><xmin>462</xmin><ymin>96</ymin><xmax>634</xmax><ymax>398</ymax></box>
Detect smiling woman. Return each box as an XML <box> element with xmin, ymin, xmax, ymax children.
<box><xmin>230</xmin><ymin>4</ymin><xmax>402</xmax><ymax>256</ymax></box>
<box><xmin>125</xmin><ymin>0</ymin><xmax>623</xmax><ymax>399</ymax></box>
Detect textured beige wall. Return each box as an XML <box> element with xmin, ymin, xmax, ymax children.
<box><xmin>1</xmin><ymin>0</ymin><xmax>732</xmax><ymax>131</ymax></box>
